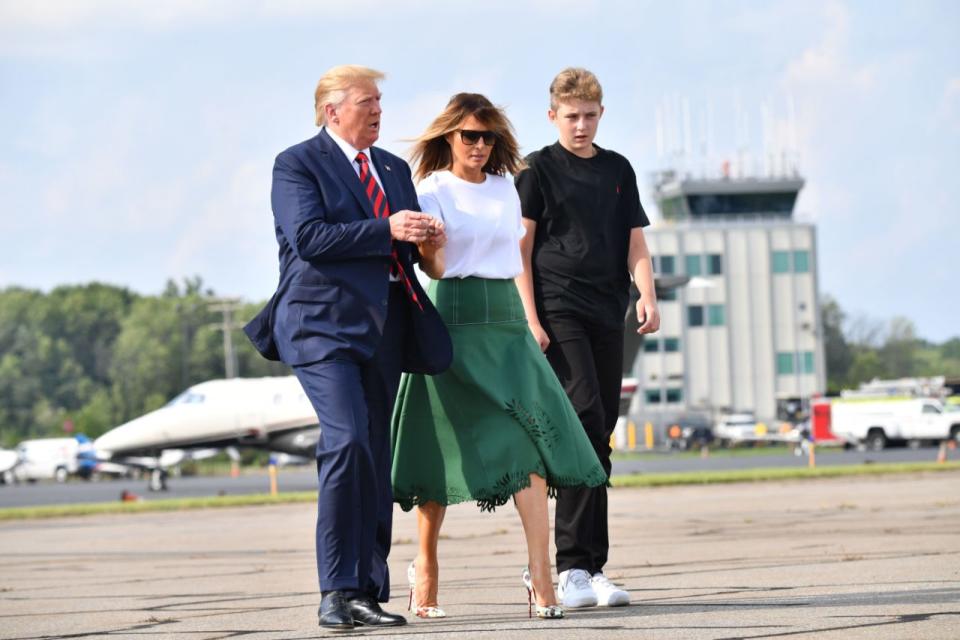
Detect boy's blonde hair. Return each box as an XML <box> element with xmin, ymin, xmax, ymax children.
<box><xmin>314</xmin><ymin>65</ymin><xmax>385</xmax><ymax>126</ymax></box>
<box><xmin>549</xmin><ymin>67</ymin><xmax>603</xmax><ymax>111</ymax></box>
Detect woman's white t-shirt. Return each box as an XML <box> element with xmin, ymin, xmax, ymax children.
<box><xmin>416</xmin><ymin>170</ymin><xmax>526</xmax><ymax>279</ymax></box>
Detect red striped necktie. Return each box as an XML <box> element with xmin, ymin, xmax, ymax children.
<box><xmin>355</xmin><ymin>151</ymin><xmax>422</xmax><ymax>311</ymax></box>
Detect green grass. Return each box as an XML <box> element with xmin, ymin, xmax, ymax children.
<box><xmin>611</xmin><ymin>444</ymin><xmax>823</xmax><ymax>460</ymax></box>
<box><xmin>2</xmin><ymin>461</ymin><xmax>957</xmax><ymax>521</ymax></box>
<box><xmin>611</xmin><ymin>461</ymin><xmax>960</xmax><ymax>488</ymax></box>
<box><xmin>0</xmin><ymin>491</ymin><xmax>317</xmax><ymax>521</ymax></box>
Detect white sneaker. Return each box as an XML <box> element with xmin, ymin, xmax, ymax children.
<box><xmin>557</xmin><ymin>569</ymin><xmax>598</xmax><ymax>608</ymax></box>
<box><xmin>590</xmin><ymin>572</ymin><xmax>630</xmax><ymax>606</ymax></box>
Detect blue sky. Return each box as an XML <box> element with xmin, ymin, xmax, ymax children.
<box><xmin>1</xmin><ymin>0</ymin><xmax>957</xmax><ymax>341</ymax></box>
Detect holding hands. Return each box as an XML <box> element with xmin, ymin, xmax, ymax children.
<box><xmin>421</xmin><ymin>217</ymin><xmax>447</xmax><ymax>249</ymax></box>
<box><xmin>392</xmin><ymin>211</ymin><xmax>445</xmax><ymax>279</ymax></box>
<box><xmin>390</xmin><ymin>210</ymin><xmax>445</xmax><ymax>245</ymax></box>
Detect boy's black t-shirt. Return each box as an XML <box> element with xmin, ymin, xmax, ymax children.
<box><xmin>515</xmin><ymin>142</ymin><xmax>650</xmax><ymax>327</ymax></box>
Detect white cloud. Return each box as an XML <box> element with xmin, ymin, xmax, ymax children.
<box><xmin>379</xmin><ymin>90</ymin><xmax>452</xmax><ymax>155</ymax></box>
<box><xmin>166</xmin><ymin>160</ymin><xmax>269</xmax><ymax>273</ymax></box>
<box><xmin>32</xmin><ymin>94</ymin><xmax>160</xmax><ymax>228</ymax></box>
<box><xmin>936</xmin><ymin>77</ymin><xmax>960</xmax><ymax>134</ymax></box>
<box><xmin>777</xmin><ymin>1</ymin><xmax>884</xmax><ymax>226</ymax></box>
<box><xmin>380</xmin><ymin>69</ymin><xmax>507</xmax><ymax>153</ymax></box>
<box><xmin>783</xmin><ymin>1</ymin><xmax>852</xmax><ymax>115</ymax></box>
<box><xmin>0</xmin><ymin>1</ymin><xmax>241</xmax><ymax>30</ymax></box>
<box><xmin>0</xmin><ymin>0</ymin><xmax>458</xmax><ymax>31</ymax></box>
<box><xmin>0</xmin><ymin>0</ymin><xmax>418</xmax><ymax>59</ymax></box>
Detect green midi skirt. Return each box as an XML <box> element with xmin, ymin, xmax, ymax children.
<box><xmin>391</xmin><ymin>277</ymin><xmax>608</xmax><ymax>512</ymax></box>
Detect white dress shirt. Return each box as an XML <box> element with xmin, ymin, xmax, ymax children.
<box><xmin>324</xmin><ymin>126</ymin><xmax>385</xmax><ymax>190</ymax></box>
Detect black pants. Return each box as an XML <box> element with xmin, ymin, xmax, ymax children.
<box><xmin>541</xmin><ymin>311</ymin><xmax>623</xmax><ymax>575</ymax></box>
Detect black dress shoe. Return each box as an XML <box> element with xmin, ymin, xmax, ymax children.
<box><xmin>347</xmin><ymin>594</ymin><xmax>407</xmax><ymax>627</ymax></box>
<box><xmin>318</xmin><ymin>591</ymin><xmax>354</xmax><ymax>631</ymax></box>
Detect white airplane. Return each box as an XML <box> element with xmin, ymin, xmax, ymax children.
<box><xmin>94</xmin><ymin>376</ymin><xmax>320</xmax><ymax>490</ymax></box>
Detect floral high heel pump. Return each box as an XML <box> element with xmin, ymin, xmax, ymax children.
<box><xmin>522</xmin><ymin>567</ymin><xmax>564</xmax><ymax>619</ymax></box>
<box><xmin>407</xmin><ymin>560</ymin><xmax>446</xmax><ymax>618</ymax></box>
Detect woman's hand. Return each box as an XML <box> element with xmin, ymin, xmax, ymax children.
<box><xmin>529</xmin><ymin>322</ymin><xmax>550</xmax><ymax>352</ymax></box>
<box><xmin>416</xmin><ymin>219</ymin><xmax>446</xmax><ymax>280</ymax></box>
<box><xmin>421</xmin><ymin>219</ymin><xmax>447</xmax><ymax>248</ymax></box>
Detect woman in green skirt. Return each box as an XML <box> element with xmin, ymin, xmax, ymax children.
<box><xmin>392</xmin><ymin>93</ymin><xmax>608</xmax><ymax>620</ymax></box>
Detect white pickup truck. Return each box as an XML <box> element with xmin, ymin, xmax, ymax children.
<box><xmin>830</xmin><ymin>398</ymin><xmax>960</xmax><ymax>450</ymax></box>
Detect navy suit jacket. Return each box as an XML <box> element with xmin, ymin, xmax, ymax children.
<box><xmin>245</xmin><ymin>129</ymin><xmax>452</xmax><ymax>374</ymax></box>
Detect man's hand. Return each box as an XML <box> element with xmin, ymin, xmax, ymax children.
<box><xmin>636</xmin><ymin>299</ymin><xmax>660</xmax><ymax>334</ymax></box>
<box><xmin>389</xmin><ymin>210</ymin><xmax>434</xmax><ymax>243</ymax></box>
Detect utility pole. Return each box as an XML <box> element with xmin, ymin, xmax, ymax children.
<box><xmin>208</xmin><ymin>298</ymin><xmax>243</xmax><ymax>378</ymax></box>
<box><xmin>175</xmin><ymin>302</ymin><xmax>199</xmax><ymax>388</ymax></box>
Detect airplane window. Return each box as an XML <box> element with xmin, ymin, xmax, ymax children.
<box><xmin>166</xmin><ymin>391</ymin><xmax>206</xmax><ymax>406</ymax></box>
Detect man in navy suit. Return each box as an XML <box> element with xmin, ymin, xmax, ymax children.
<box><xmin>245</xmin><ymin>65</ymin><xmax>451</xmax><ymax>631</ymax></box>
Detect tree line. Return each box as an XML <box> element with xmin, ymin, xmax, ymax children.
<box><xmin>820</xmin><ymin>295</ymin><xmax>960</xmax><ymax>394</ymax></box>
<box><xmin>0</xmin><ymin>279</ymin><xmax>287</xmax><ymax>446</ymax></box>
<box><xmin>1</xmin><ymin>284</ymin><xmax>957</xmax><ymax>446</ymax></box>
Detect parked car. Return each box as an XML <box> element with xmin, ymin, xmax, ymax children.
<box><xmin>714</xmin><ymin>413</ymin><xmax>760</xmax><ymax>446</ymax></box>
<box><xmin>665</xmin><ymin>415</ymin><xmax>714</xmax><ymax>451</ymax></box>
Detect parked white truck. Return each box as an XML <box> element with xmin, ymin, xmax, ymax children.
<box><xmin>830</xmin><ymin>398</ymin><xmax>960</xmax><ymax>450</ymax></box>
<box><xmin>0</xmin><ymin>449</ymin><xmax>18</xmax><ymax>484</ymax></box>
<box><xmin>13</xmin><ymin>438</ymin><xmax>80</xmax><ymax>483</ymax></box>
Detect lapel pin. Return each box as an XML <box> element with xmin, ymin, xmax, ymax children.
<box><xmin>385</xmin><ymin>164</ymin><xmax>392</xmax><ymax>172</ymax></box>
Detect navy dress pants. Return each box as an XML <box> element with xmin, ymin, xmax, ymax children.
<box><xmin>293</xmin><ymin>283</ymin><xmax>407</xmax><ymax>602</ymax></box>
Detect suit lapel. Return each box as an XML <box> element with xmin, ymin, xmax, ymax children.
<box><xmin>317</xmin><ymin>129</ymin><xmax>375</xmax><ymax>219</ymax></box>
<box><xmin>372</xmin><ymin>149</ymin><xmax>416</xmax><ymax>263</ymax></box>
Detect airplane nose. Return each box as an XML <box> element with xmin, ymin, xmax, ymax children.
<box><xmin>95</xmin><ymin>411</ymin><xmax>171</xmax><ymax>456</ymax></box>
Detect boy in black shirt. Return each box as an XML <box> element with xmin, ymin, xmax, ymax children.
<box><xmin>515</xmin><ymin>67</ymin><xmax>660</xmax><ymax>608</ymax></box>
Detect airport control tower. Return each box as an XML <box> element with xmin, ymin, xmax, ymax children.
<box><xmin>634</xmin><ymin>165</ymin><xmax>826</xmax><ymax>427</ymax></box>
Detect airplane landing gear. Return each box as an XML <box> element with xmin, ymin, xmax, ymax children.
<box><xmin>148</xmin><ymin>468</ymin><xmax>168</xmax><ymax>492</ymax></box>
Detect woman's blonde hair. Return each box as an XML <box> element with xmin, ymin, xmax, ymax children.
<box><xmin>549</xmin><ymin>67</ymin><xmax>603</xmax><ymax>111</ymax></box>
<box><xmin>410</xmin><ymin>93</ymin><xmax>524</xmax><ymax>182</ymax></box>
<box><xmin>314</xmin><ymin>65</ymin><xmax>385</xmax><ymax>126</ymax></box>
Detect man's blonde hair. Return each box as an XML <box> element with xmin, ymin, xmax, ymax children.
<box><xmin>549</xmin><ymin>67</ymin><xmax>603</xmax><ymax>111</ymax></box>
<box><xmin>314</xmin><ymin>65</ymin><xmax>385</xmax><ymax>126</ymax></box>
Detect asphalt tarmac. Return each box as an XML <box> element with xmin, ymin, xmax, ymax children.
<box><xmin>0</xmin><ymin>446</ymin><xmax>946</xmax><ymax>509</ymax></box>
<box><xmin>1</xmin><ymin>472</ymin><xmax>958</xmax><ymax>639</ymax></box>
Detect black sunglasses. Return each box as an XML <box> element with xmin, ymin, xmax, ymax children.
<box><xmin>458</xmin><ymin>129</ymin><xmax>497</xmax><ymax>146</ymax></box>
